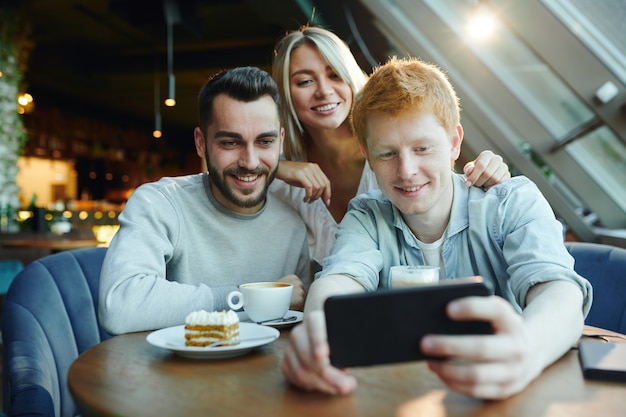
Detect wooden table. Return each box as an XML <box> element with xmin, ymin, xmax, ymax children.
<box><xmin>68</xmin><ymin>325</ymin><xmax>626</xmax><ymax>417</ymax></box>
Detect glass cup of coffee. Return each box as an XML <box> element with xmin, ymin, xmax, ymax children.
<box><xmin>390</xmin><ymin>265</ymin><xmax>440</xmax><ymax>288</ymax></box>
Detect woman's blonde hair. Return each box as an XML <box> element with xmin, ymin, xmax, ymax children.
<box><xmin>352</xmin><ymin>57</ymin><xmax>461</xmax><ymax>151</ymax></box>
<box><xmin>272</xmin><ymin>25</ymin><xmax>368</xmax><ymax>161</ymax></box>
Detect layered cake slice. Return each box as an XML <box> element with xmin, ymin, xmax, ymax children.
<box><xmin>184</xmin><ymin>309</ymin><xmax>240</xmax><ymax>347</ymax></box>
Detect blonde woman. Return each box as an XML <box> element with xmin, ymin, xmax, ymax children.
<box><xmin>270</xmin><ymin>26</ymin><xmax>510</xmax><ymax>264</ymax></box>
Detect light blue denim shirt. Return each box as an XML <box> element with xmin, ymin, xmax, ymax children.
<box><xmin>320</xmin><ymin>174</ymin><xmax>592</xmax><ymax>315</ymax></box>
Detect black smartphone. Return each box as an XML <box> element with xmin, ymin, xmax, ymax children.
<box><xmin>579</xmin><ymin>340</ymin><xmax>626</xmax><ymax>382</ymax></box>
<box><xmin>324</xmin><ymin>276</ymin><xmax>493</xmax><ymax>368</ymax></box>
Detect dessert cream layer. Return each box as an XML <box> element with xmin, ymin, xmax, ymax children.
<box><xmin>184</xmin><ymin>310</ymin><xmax>240</xmax><ymax>347</ymax></box>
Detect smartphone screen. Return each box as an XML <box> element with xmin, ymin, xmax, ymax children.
<box><xmin>324</xmin><ymin>276</ymin><xmax>493</xmax><ymax>367</ymax></box>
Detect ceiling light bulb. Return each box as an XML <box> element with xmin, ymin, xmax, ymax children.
<box><xmin>468</xmin><ymin>5</ymin><xmax>496</xmax><ymax>39</ymax></box>
<box><xmin>165</xmin><ymin>73</ymin><xmax>176</xmax><ymax>107</ymax></box>
<box><xmin>154</xmin><ymin>108</ymin><xmax>162</xmax><ymax>137</ymax></box>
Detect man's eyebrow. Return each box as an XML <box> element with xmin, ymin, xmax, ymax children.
<box><xmin>214</xmin><ymin>130</ymin><xmax>242</xmax><ymax>140</ymax></box>
<box><xmin>258</xmin><ymin>130</ymin><xmax>280</xmax><ymax>139</ymax></box>
<box><xmin>213</xmin><ymin>130</ymin><xmax>279</xmax><ymax>140</ymax></box>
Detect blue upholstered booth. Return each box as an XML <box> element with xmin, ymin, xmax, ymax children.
<box><xmin>566</xmin><ymin>242</ymin><xmax>626</xmax><ymax>334</ymax></box>
<box><xmin>2</xmin><ymin>247</ymin><xmax>111</xmax><ymax>417</ymax></box>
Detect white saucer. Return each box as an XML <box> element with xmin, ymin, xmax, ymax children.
<box><xmin>237</xmin><ymin>310</ymin><xmax>304</xmax><ymax>328</ymax></box>
<box><xmin>146</xmin><ymin>322</ymin><xmax>279</xmax><ymax>359</ymax></box>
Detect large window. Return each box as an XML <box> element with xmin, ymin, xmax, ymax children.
<box><xmin>545</xmin><ymin>0</ymin><xmax>626</xmax><ymax>85</ymax></box>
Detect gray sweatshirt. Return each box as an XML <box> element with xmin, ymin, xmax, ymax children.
<box><xmin>99</xmin><ymin>173</ymin><xmax>310</xmax><ymax>334</ymax></box>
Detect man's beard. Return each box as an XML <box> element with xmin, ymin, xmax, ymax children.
<box><xmin>207</xmin><ymin>159</ymin><xmax>277</xmax><ymax>209</ymax></box>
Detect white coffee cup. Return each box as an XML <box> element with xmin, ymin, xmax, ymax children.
<box><xmin>390</xmin><ymin>265</ymin><xmax>440</xmax><ymax>288</ymax></box>
<box><xmin>227</xmin><ymin>282</ymin><xmax>293</xmax><ymax>323</ymax></box>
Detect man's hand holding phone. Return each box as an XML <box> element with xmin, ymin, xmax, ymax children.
<box><xmin>420</xmin><ymin>294</ymin><xmax>534</xmax><ymax>399</ymax></box>
<box><xmin>281</xmin><ymin>309</ymin><xmax>357</xmax><ymax>395</ymax></box>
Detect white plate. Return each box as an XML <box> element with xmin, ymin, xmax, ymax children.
<box><xmin>237</xmin><ymin>310</ymin><xmax>304</xmax><ymax>328</ymax></box>
<box><xmin>146</xmin><ymin>322</ymin><xmax>279</xmax><ymax>359</ymax></box>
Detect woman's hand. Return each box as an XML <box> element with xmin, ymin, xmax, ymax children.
<box><xmin>463</xmin><ymin>150</ymin><xmax>511</xmax><ymax>189</ymax></box>
<box><xmin>277</xmin><ymin>160</ymin><xmax>332</xmax><ymax>205</ymax></box>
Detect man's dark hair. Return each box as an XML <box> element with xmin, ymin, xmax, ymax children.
<box><xmin>197</xmin><ymin>66</ymin><xmax>282</xmax><ymax>133</ymax></box>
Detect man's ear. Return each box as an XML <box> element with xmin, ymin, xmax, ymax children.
<box><xmin>279</xmin><ymin>126</ymin><xmax>285</xmax><ymax>156</ymax></box>
<box><xmin>193</xmin><ymin>127</ymin><xmax>206</xmax><ymax>158</ymax></box>
<box><xmin>359</xmin><ymin>142</ymin><xmax>368</xmax><ymax>159</ymax></box>
<box><xmin>451</xmin><ymin>124</ymin><xmax>464</xmax><ymax>161</ymax></box>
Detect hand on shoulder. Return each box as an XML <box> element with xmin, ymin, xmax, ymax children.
<box><xmin>463</xmin><ymin>150</ymin><xmax>511</xmax><ymax>189</ymax></box>
<box><xmin>276</xmin><ymin>160</ymin><xmax>332</xmax><ymax>206</ymax></box>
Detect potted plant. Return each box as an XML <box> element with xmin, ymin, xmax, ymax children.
<box><xmin>0</xmin><ymin>8</ymin><xmax>32</xmax><ymax>232</ymax></box>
